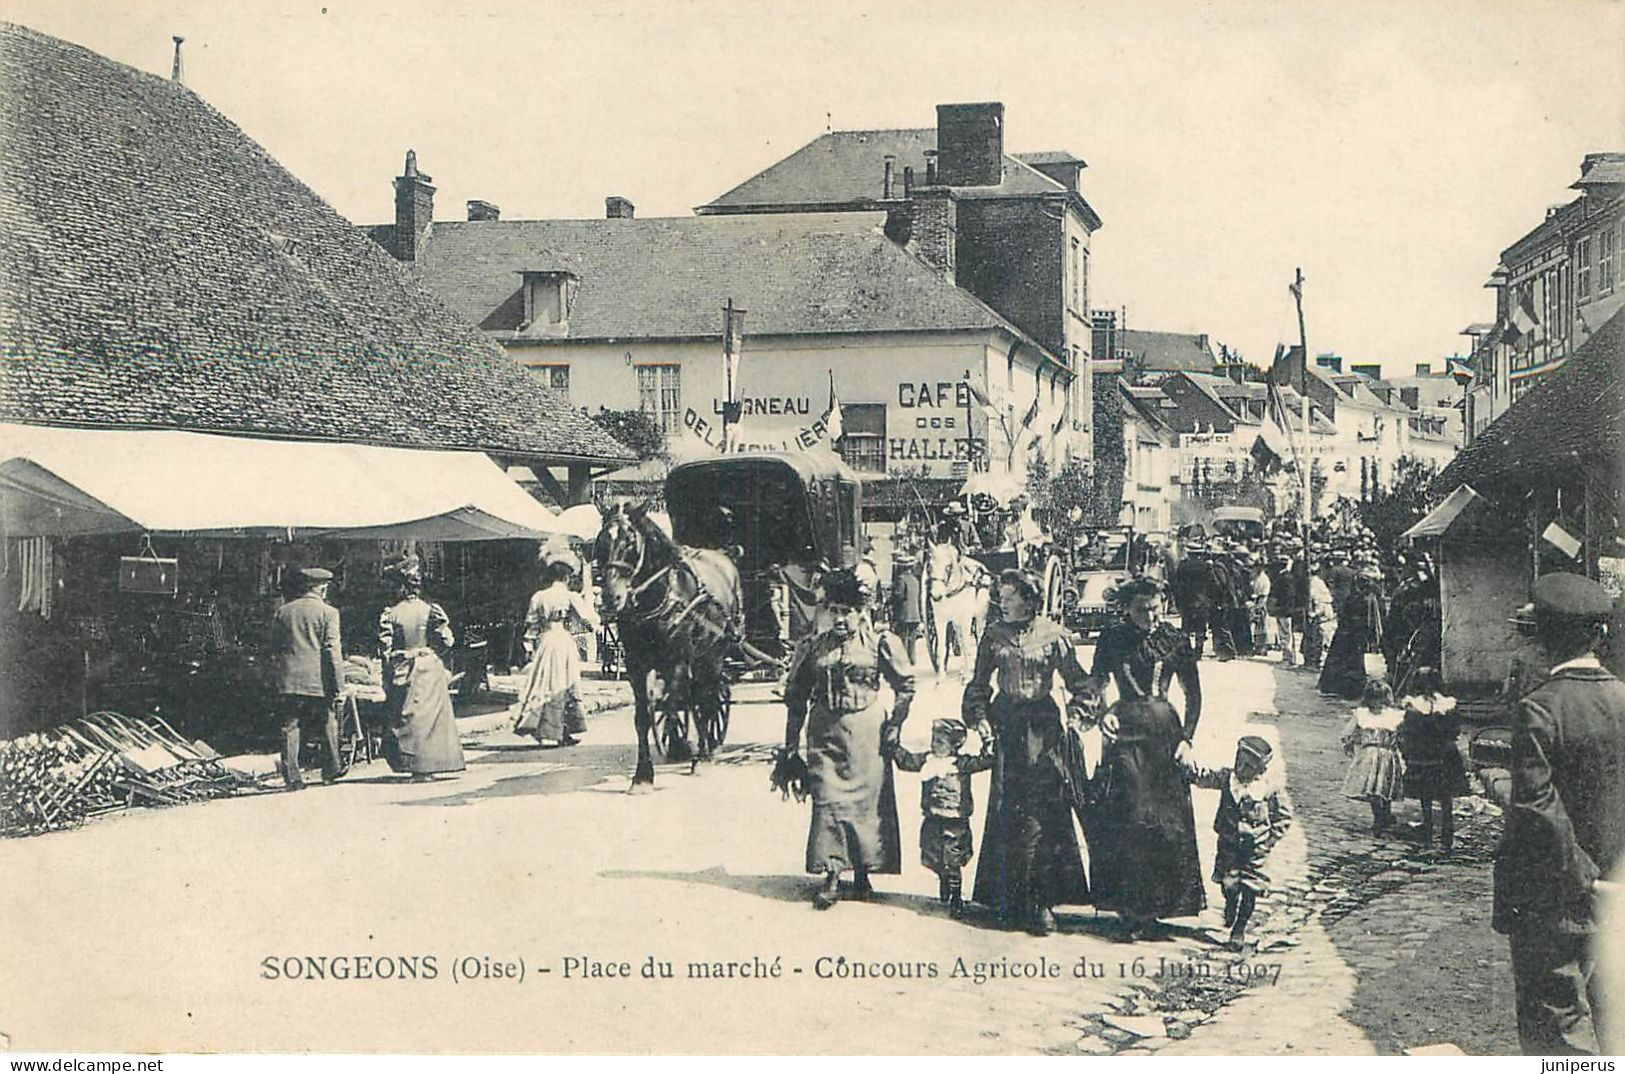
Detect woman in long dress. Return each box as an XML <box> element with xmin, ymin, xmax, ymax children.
<box><xmin>1086</xmin><ymin>576</ymin><xmax>1206</xmax><ymax>937</ymax></box>
<box><xmin>964</xmin><ymin>569</ymin><xmax>1093</xmax><ymax>935</ymax></box>
<box><xmin>378</xmin><ymin>554</ymin><xmax>465</xmax><ymax>781</ymax></box>
<box><xmin>1318</xmin><ymin>562</ymin><xmax>1385</xmax><ymax>699</ymax></box>
<box><xmin>515</xmin><ymin>556</ymin><xmax>600</xmax><ymax>747</ymax></box>
<box><xmin>783</xmin><ymin>568</ymin><xmax>915</xmax><ymax>910</ymax></box>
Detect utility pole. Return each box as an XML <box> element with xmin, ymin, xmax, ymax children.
<box><xmin>721</xmin><ymin>300</ymin><xmax>744</xmax><ymax>452</ymax></box>
<box><xmin>1290</xmin><ymin>269</ymin><xmax>1312</xmax><ymax>524</ymax></box>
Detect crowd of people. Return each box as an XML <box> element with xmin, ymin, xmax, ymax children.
<box><xmin>776</xmin><ymin>502</ymin><xmax>1622</xmax><ymax>1056</ymax></box>
<box><xmin>778</xmin><ymin>564</ymin><xmax>1292</xmax><ymax>953</ymax></box>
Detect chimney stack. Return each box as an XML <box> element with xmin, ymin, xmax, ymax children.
<box><xmin>923</xmin><ymin>150</ymin><xmax>940</xmax><ymax>185</ymax></box>
<box><xmin>170</xmin><ymin>36</ymin><xmax>184</xmax><ymax>84</ymax></box>
<box><xmin>466</xmin><ymin>200</ymin><xmax>500</xmax><ymax>222</ymax></box>
<box><xmin>936</xmin><ymin>102</ymin><xmax>1004</xmax><ymax>187</ymax></box>
<box><xmin>1415</xmin><ymin>362</ymin><xmax>1431</xmax><ymax>377</ymax></box>
<box><xmin>391</xmin><ymin>150</ymin><xmax>436</xmax><ymax>262</ymax></box>
<box><xmin>605</xmin><ymin>196</ymin><xmax>635</xmax><ymax>220</ymax></box>
<box><xmin>909</xmin><ymin>187</ymin><xmax>956</xmax><ymax>279</ymax></box>
<box><xmin>882</xmin><ymin>154</ymin><xmax>896</xmax><ymax>200</ymax></box>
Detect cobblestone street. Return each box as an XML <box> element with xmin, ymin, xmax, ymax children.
<box><xmin>0</xmin><ymin>653</ymin><xmax>1519</xmax><ymax>1054</ymax></box>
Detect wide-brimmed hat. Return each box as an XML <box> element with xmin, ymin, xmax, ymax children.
<box><xmin>821</xmin><ymin>567</ymin><xmax>868</xmax><ymax>608</ymax></box>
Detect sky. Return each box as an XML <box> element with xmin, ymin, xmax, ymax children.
<box><xmin>3</xmin><ymin>0</ymin><xmax>1622</xmax><ymax>375</ymax></box>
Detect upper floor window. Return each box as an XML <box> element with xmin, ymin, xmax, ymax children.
<box><xmin>530</xmin><ymin>364</ymin><xmax>570</xmax><ymax>397</ymax></box>
<box><xmin>1600</xmin><ymin>227</ymin><xmax>1616</xmax><ymax>295</ymax></box>
<box><xmin>1069</xmin><ymin>238</ymin><xmax>1082</xmax><ymax>313</ymax></box>
<box><xmin>635</xmin><ymin>363</ymin><xmax>682</xmax><ymax>434</ymax></box>
<box><xmin>1577</xmin><ymin>236</ymin><xmax>1593</xmax><ymax>301</ymax></box>
<box><xmin>837</xmin><ymin>403</ymin><xmax>887</xmax><ymax>474</ymax></box>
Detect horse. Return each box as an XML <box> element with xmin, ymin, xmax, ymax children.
<box><xmin>925</xmin><ymin>540</ymin><xmax>993</xmax><ymax>677</ymax></box>
<box><xmin>596</xmin><ymin>503</ymin><xmax>743</xmax><ymax>791</ymax></box>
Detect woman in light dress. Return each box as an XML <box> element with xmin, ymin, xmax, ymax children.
<box><xmin>515</xmin><ymin>554</ymin><xmax>600</xmax><ymax>747</ymax></box>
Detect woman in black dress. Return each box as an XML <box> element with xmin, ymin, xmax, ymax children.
<box><xmin>1318</xmin><ymin>560</ymin><xmax>1385</xmax><ymax>699</ymax></box>
<box><xmin>963</xmin><ymin>569</ymin><xmax>1094</xmax><ymax>935</ymax></box>
<box><xmin>1087</xmin><ymin>576</ymin><xmax>1206</xmax><ymax>937</ymax></box>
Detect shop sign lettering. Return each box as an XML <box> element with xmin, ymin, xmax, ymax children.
<box><xmin>898</xmin><ymin>382</ymin><xmax>972</xmax><ymax>409</ymax></box>
<box><xmin>710</xmin><ymin>396</ymin><xmax>812</xmax><ymax>416</ymax></box>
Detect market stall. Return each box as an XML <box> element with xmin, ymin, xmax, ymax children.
<box><xmin>0</xmin><ymin>425</ymin><xmax>569</xmax><ymax>743</ymax></box>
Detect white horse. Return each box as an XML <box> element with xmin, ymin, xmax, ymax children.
<box><xmin>926</xmin><ymin>541</ymin><xmax>993</xmax><ymax>677</ymax></box>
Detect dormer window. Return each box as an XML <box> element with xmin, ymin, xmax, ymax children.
<box><xmin>517</xmin><ymin>269</ymin><xmax>576</xmax><ymax>335</ymax></box>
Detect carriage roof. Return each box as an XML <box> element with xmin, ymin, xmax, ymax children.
<box><xmin>666</xmin><ymin>452</ymin><xmax>862</xmax><ymax>571</ymax></box>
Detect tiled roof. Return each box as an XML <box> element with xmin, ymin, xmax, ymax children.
<box><xmin>1572</xmin><ymin>153</ymin><xmax>1625</xmax><ymax>188</ymax></box>
<box><xmin>1118</xmin><ymin>329</ymin><xmax>1217</xmax><ymax>373</ymax></box>
<box><xmin>698</xmin><ymin>129</ymin><xmax>1097</xmax><ymax>216</ymax></box>
<box><xmin>0</xmin><ymin>23</ymin><xmax>630</xmax><ymax>464</ymax></box>
<box><xmin>1014</xmin><ymin>151</ymin><xmax>1084</xmax><ymax>167</ymax></box>
<box><xmin>390</xmin><ymin>212</ymin><xmax>1056</xmax><ymax>351</ymax></box>
<box><xmin>1440</xmin><ymin>306</ymin><xmax>1624</xmax><ymax>492</ymax></box>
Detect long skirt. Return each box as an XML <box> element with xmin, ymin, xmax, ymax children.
<box><xmin>1319</xmin><ymin>624</ymin><xmax>1372</xmax><ymax>698</ymax></box>
<box><xmin>383</xmin><ymin>651</ymin><xmax>465</xmax><ymax>774</ymax></box>
<box><xmin>972</xmin><ymin>696</ymin><xmax>1091</xmax><ymax>920</ymax></box>
<box><xmin>1083</xmin><ymin>697</ymin><xmax>1206</xmax><ymax>920</ymax></box>
<box><xmin>514</xmin><ymin>625</ymin><xmax>587</xmax><ymax>742</ymax></box>
<box><xmin>804</xmin><ymin>700</ymin><xmax>901</xmax><ymax>875</ymax></box>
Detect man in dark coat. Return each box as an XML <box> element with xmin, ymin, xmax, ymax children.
<box><xmin>268</xmin><ymin>567</ymin><xmax>345</xmax><ymax>790</ymax></box>
<box><xmin>1171</xmin><ymin>543</ymin><xmax>1218</xmax><ymax>657</ymax></box>
<box><xmin>1484</xmin><ymin>572</ymin><xmax>1625</xmax><ymax>1054</ymax></box>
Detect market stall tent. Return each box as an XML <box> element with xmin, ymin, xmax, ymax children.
<box><xmin>0</xmin><ymin>425</ymin><xmax>565</xmax><ymax>540</ymax></box>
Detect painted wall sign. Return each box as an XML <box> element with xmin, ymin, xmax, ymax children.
<box><xmin>710</xmin><ymin>396</ymin><xmax>812</xmax><ymax>416</ymax></box>
<box><xmin>898</xmin><ymin>382</ymin><xmax>973</xmax><ymax>409</ymax></box>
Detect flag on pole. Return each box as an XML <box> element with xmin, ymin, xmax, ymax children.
<box><xmin>1250</xmin><ymin>377</ymin><xmax>1295</xmax><ymax>476</ymax></box>
<box><xmin>963</xmin><ymin>379</ymin><xmax>1002</xmax><ymax>420</ymax></box>
<box><xmin>823</xmin><ymin>369</ymin><xmax>843</xmax><ymax>444</ymax></box>
<box><xmin>1020</xmin><ymin>391</ymin><xmax>1041</xmax><ymax>430</ymax></box>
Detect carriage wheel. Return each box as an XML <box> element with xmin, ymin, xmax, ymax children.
<box><xmin>1042</xmin><ymin>555</ymin><xmax>1066</xmax><ymax>619</ymax></box>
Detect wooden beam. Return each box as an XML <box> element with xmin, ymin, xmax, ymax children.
<box><xmin>567</xmin><ymin>465</ymin><xmax>592</xmax><ymax>506</ymax></box>
<box><xmin>534</xmin><ymin>468</ymin><xmax>568</xmax><ymax>506</ymax></box>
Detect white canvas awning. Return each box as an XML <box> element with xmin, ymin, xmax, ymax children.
<box><xmin>0</xmin><ymin>424</ymin><xmax>564</xmax><ymax>540</ymax></box>
<box><xmin>1401</xmin><ymin>484</ymin><xmax>1481</xmax><ymax>543</ymax></box>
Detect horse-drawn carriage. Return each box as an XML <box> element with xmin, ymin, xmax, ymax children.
<box><xmin>596</xmin><ymin>452</ymin><xmax>861</xmax><ymax>789</ymax></box>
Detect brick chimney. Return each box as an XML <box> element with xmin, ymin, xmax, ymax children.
<box><xmin>910</xmin><ymin>187</ymin><xmax>957</xmax><ymax>279</ymax></box>
<box><xmin>1415</xmin><ymin>362</ymin><xmax>1431</xmax><ymax>376</ymax></box>
<box><xmin>1351</xmin><ymin>363</ymin><xmax>1382</xmax><ymax>380</ymax></box>
<box><xmin>1315</xmin><ymin>354</ymin><xmax>1343</xmax><ymax>374</ymax></box>
<box><xmin>605</xmin><ymin>196</ymin><xmax>635</xmax><ymax>219</ymax></box>
<box><xmin>882</xmin><ymin>154</ymin><xmax>896</xmax><ymax>200</ymax></box>
<box><xmin>392</xmin><ymin>150</ymin><xmax>436</xmax><ymax>262</ymax></box>
<box><xmin>466</xmin><ymin>200</ymin><xmax>500</xmax><ymax>222</ymax></box>
<box><xmin>936</xmin><ymin>103</ymin><xmax>1004</xmax><ymax>187</ymax></box>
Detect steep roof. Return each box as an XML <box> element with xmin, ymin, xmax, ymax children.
<box><xmin>0</xmin><ymin>23</ymin><xmax>629</xmax><ymax>464</ymax></box>
<box><xmin>1118</xmin><ymin>329</ymin><xmax>1217</xmax><ymax>374</ymax></box>
<box><xmin>1439</xmin><ymin>306</ymin><xmax>1624</xmax><ymax>492</ymax></box>
<box><xmin>390</xmin><ymin>212</ymin><xmax>1056</xmax><ymax>351</ymax></box>
<box><xmin>697</xmin><ymin>128</ymin><xmax>1102</xmax><ymax>226</ymax></box>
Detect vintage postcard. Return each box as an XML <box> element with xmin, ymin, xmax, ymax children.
<box><xmin>1</xmin><ymin>0</ymin><xmax>1622</xmax><ymax>1059</ymax></box>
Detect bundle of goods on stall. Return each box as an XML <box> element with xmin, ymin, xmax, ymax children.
<box><xmin>0</xmin><ymin>711</ymin><xmax>261</xmax><ymax>837</ymax></box>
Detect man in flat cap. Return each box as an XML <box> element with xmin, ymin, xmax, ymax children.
<box><xmin>268</xmin><ymin>566</ymin><xmax>346</xmax><ymax>791</ymax></box>
<box><xmin>1486</xmin><ymin>572</ymin><xmax>1624</xmax><ymax>1054</ymax></box>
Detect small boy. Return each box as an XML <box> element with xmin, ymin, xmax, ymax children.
<box><xmin>891</xmin><ymin>718</ymin><xmax>994</xmax><ymax>917</ymax></box>
<box><xmin>1187</xmin><ymin>735</ymin><xmax>1294</xmax><ymax>950</ymax></box>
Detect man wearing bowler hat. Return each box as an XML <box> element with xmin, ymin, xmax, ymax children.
<box><xmin>268</xmin><ymin>566</ymin><xmax>346</xmax><ymax>791</ymax></box>
<box><xmin>1485</xmin><ymin>572</ymin><xmax>1624</xmax><ymax>1054</ymax></box>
